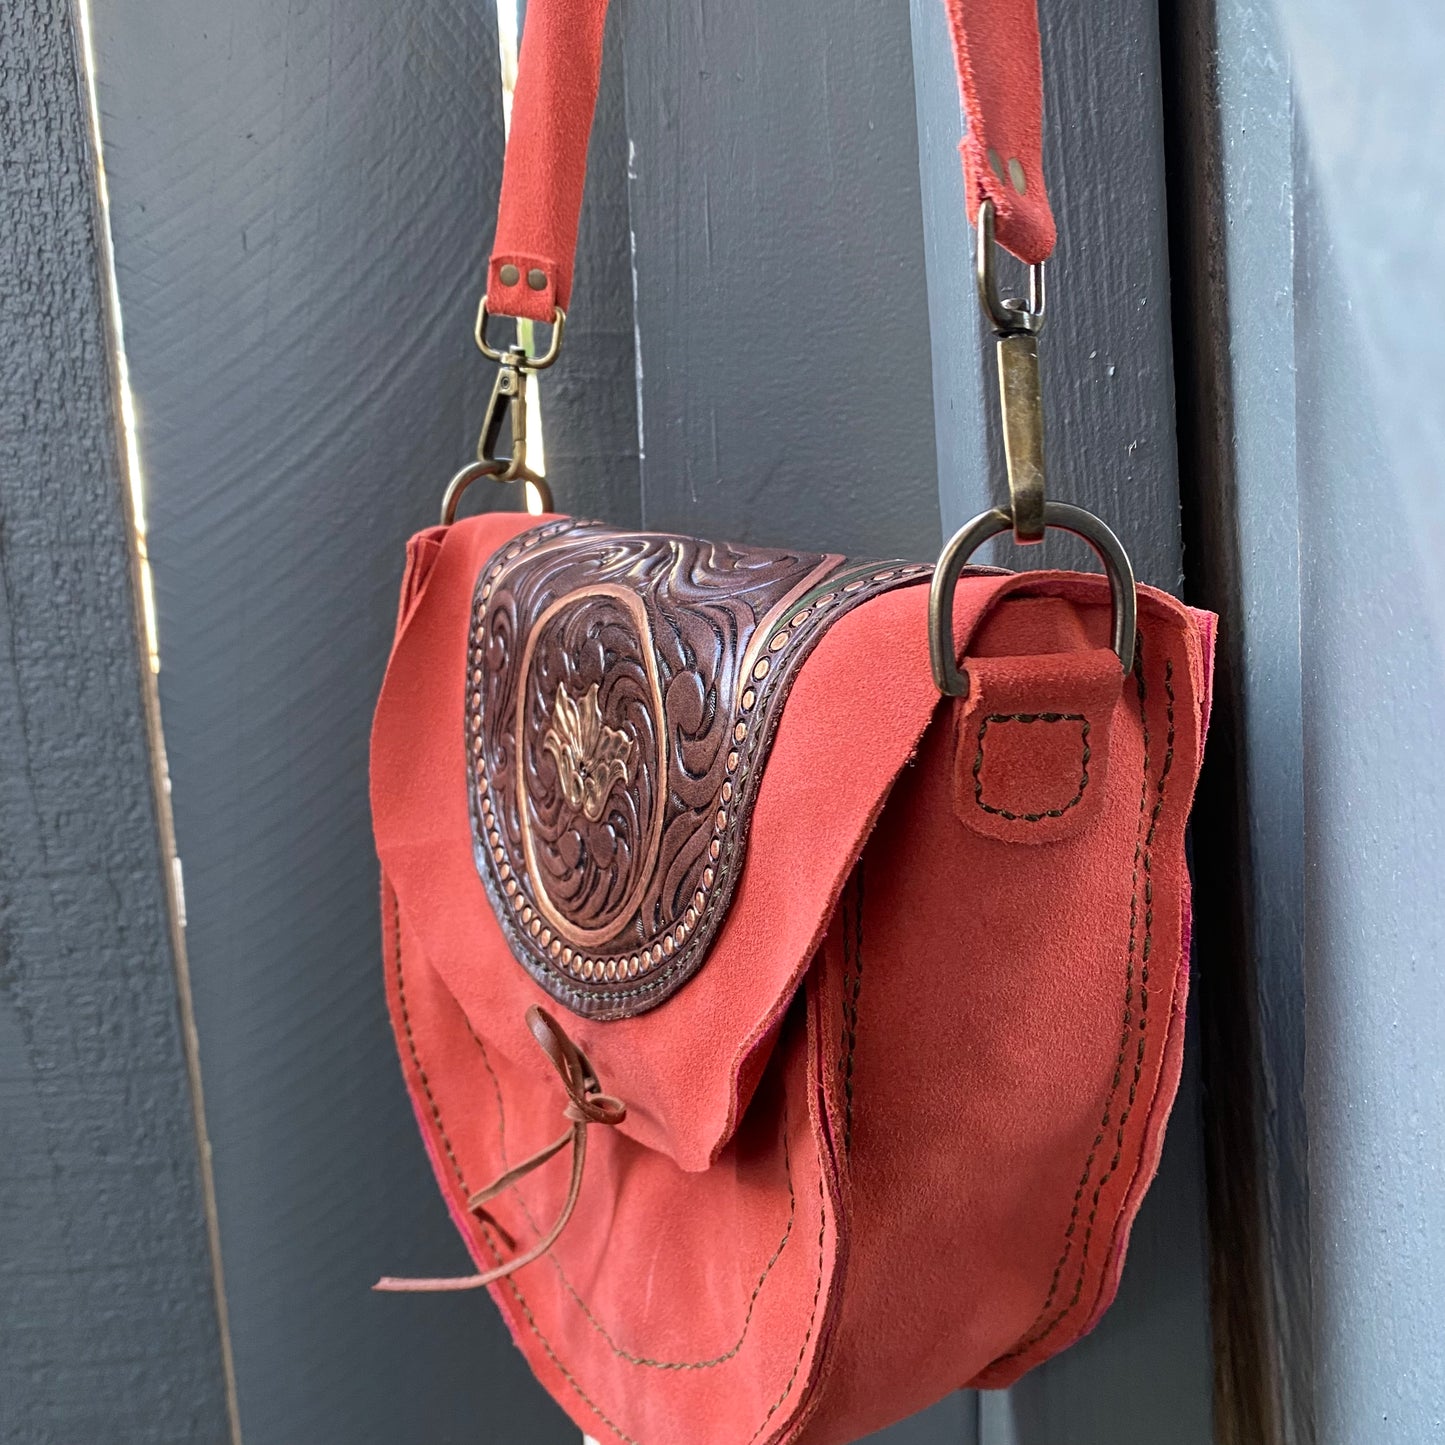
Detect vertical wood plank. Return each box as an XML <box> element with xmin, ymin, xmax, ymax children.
<box><xmin>1278</xmin><ymin>7</ymin><xmax>1445</xmax><ymax>1433</ymax></box>
<box><xmin>88</xmin><ymin>0</ymin><xmax>624</xmax><ymax>1436</ymax></box>
<box><xmin>908</xmin><ymin>0</ymin><xmax>991</xmax><ymax>546</ymax></box>
<box><xmin>1274</xmin><ymin>1</ymin><xmax>1445</xmax><ymax>651</ymax></box>
<box><xmin>917</xmin><ymin>0</ymin><xmax>1188</xmax><ymax>588</ymax></box>
<box><xmin>0</xmin><ymin>3</ymin><xmax>231</xmax><ymax>1439</ymax></box>
<box><xmin>1167</xmin><ymin>12</ymin><xmax>1445</xmax><ymax>1439</ymax></box>
<box><xmin>1161</xmin><ymin>2</ymin><xmax>1312</xmax><ymax>1439</ymax></box>
<box><xmin>542</xmin><ymin>0</ymin><xmax>642</xmax><ymax>528</ymax></box>
<box><xmin>614</xmin><ymin>1</ymin><xmax>958</xmax><ymax>1437</ymax></box>
<box><xmin>619</xmin><ymin>0</ymin><xmax>941</xmax><ymax>560</ymax></box>
<box><xmin>1282</xmin><ymin>6</ymin><xmax>1445</xmax><ymax>1430</ymax></box>
<box><xmin>911</xmin><ymin>0</ymin><xmax>1215</xmax><ymax>1441</ymax></box>
<box><xmin>1292</xmin><ymin>156</ymin><xmax>1445</xmax><ymax>1445</ymax></box>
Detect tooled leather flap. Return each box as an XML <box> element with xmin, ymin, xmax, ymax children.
<box><xmin>465</xmin><ymin>518</ymin><xmax>932</xmax><ymax>1018</ymax></box>
<box><xmin>372</xmin><ymin>512</ymin><xmax>1214</xmax><ymax>1172</ymax></box>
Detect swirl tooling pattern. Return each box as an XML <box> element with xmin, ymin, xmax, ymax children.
<box><xmin>467</xmin><ymin>518</ymin><xmax>928</xmax><ymax>1017</ymax></box>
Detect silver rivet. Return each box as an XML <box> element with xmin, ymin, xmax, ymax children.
<box><xmin>526</xmin><ymin>268</ymin><xmax>548</xmax><ymax>291</ymax></box>
<box><xmin>498</xmin><ymin>263</ymin><xmax>520</xmax><ymax>286</ymax></box>
<box><xmin>988</xmin><ymin>147</ymin><xmax>1006</xmax><ymax>182</ymax></box>
<box><xmin>1008</xmin><ymin>158</ymin><xmax>1027</xmax><ymax>195</ymax></box>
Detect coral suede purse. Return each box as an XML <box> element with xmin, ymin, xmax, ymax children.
<box><xmin>369</xmin><ymin>1</ymin><xmax>1216</xmax><ymax>1441</ymax></box>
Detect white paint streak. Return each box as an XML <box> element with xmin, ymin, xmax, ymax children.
<box><xmin>74</xmin><ymin>0</ymin><xmax>158</xmax><ymax>673</ymax></box>
<box><xmin>626</xmin><ymin>145</ymin><xmax>647</xmax><ymax>513</ymax></box>
<box><xmin>496</xmin><ymin>0</ymin><xmax>545</xmax><ymax>511</ymax></box>
<box><xmin>71</xmin><ymin>7</ymin><xmax>242</xmax><ymax>1441</ymax></box>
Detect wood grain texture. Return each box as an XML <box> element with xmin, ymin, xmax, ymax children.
<box><xmin>1164</xmin><ymin>2</ymin><xmax>1445</xmax><ymax>1436</ymax></box>
<box><xmin>1289</xmin><ymin>69</ymin><xmax>1445</xmax><ymax>1445</ymax></box>
<box><xmin>540</xmin><ymin>0</ymin><xmax>643</xmax><ymax>528</ymax></box>
<box><xmin>919</xmin><ymin>0</ymin><xmax>1188</xmax><ymax>591</ymax></box>
<box><xmin>619</xmin><ymin>0</ymin><xmax>942</xmax><ymax>561</ymax></box>
<box><xmin>909</xmin><ymin>0</ymin><xmax>992</xmax><ymax>552</ymax></box>
<box><xmin>1274</xmin><ymin>1</ymin><xmax>1445</xmax><ymax>655</ymax></box>
<box><xmin>912</xmin><ymin>0</ymin><xmax>1215</xmax><ymax>1441</ymax></box>
<box><xmin>1162</xmin><ymin>2</ymin><xmax>1312</xmax><ymax>1441</ymax></box>
<box><xmin>0</xmin><ymin>3</ymin><xmax>231</xmax><ymax>1440</ymax></box>
<box><xmin>616</xmin><ymin>2</ymin><xmax>957</xmax><ymax>1437</ymax></box>
<box><xmin>88</xmin><ymin>0</ymin><xmax>592</xmax><ymax>1438</ymax></box>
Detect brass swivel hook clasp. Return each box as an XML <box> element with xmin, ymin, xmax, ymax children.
<box><xmin>478</xmin><ymin>350</ymin><xmax>533</xmax><ymax>484</ymax></box>
<box><xmin>440</xmin><ymin>298</ymin><xmax>566</xmax><ymax>525</ymax></box>
<box><xmin>976</xmin><ymin>200</ymin><xmax>1047</xmax><ymax>543</ymax></box>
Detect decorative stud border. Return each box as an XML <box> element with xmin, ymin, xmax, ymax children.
<box><xmin>465</xmin><ymin>520</ymin><xmax>930</xmax><ymax>1015</ymax></box>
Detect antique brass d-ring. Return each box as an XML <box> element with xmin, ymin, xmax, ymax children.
<box><xmin>474</xmin><ymin>299</ymin><xmax>566</xmax><ymax>368</ymax></box>
<box><xmin>440</xmin><ymin>459</ymin><xmax>554</xmax><ymax>526</ymax></box>
<box><xmin>928</xmin><ymin>502</ymin><xmax>1138</xmax><ymax>697</ymax></box>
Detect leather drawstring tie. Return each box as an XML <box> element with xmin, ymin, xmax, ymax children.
<box><xmin>375</xmin><ymin>1004</ymin><xmax>626</xmax><ymax>1293</ymax></box>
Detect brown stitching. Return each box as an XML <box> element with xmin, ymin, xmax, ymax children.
<box><xmin>744</xmin><ymin>1172</ymin><xmax>827</xmax><ymax>1445</ymax></box>
<box><xmin>742</xmin><ymin>925</ymin><xmax>859</xmax><ymax>1445</ymax></box>
<box><xmin>838</xmin><ymin>865</ymin><xmax>866</xmax><ymax>1156</ymax></box>
<box><xmin>389</xmin><ymin>884</ymin><xmax>825</xmax><ymax>1439</ymax></box>
<box><xmin>973</xmin><ymin>712</ymin><xmax>1091</xmax><ymax>822</ymax></box>
<box><xmin>389</xmin><ymin>880</ymin><xmax>639</xmax><ymax>1444</ymax></box>
<box><xmin>466</xmin><ymin>1013</ymin><xmax>508</xmax><ymax>1166</ymax></box>
<box><xmin>538</xmin><ymin>1126</ymin><xmax>796</xmax><ymax>1371</ymax></box>
<box><xmin>491</xmin><ymin>1266</ymin><xmax>643</xmax><ymax>1445</ymax></box>
<box><xmin>468</xmin><ymin>1013</ymin><xmax>797</xmax><ymax>1371</ymax></box>
<box><xmin>390</xmin><ymin>889</ymin><xmax>467</xmax><ymax>1194</ymax></box>
<box><xmin>1000</xmin><ymin>644</ymin><xmax>1175</xmax><ymax>1363</ymax></box>
<box><xmin>746</xmin><ymin>895</ymin><xmax>866</xmax><ymax>1443</ymax></box>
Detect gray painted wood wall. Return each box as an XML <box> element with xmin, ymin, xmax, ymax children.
<box><xmin>15</xmin><ymin>0</ymin><xmax>1215</xmax><ymax>1439</ymax></box>
<box><xmin>88</xmin><ymin>3</ymin><xmax>575</xmax><ymax>1440</ymax></box>
<box><xmin>1167</xmin><ymin>3</ymin><xmax>1445</xmax><ymax>1442</ymax></box>
<box><xmin>18</xmin><ymin>0</ymin><xmax>1445</xmax><ymax>1440</ymax></box>
<box><xmin>1246</xmin><ymin>4</ymin><xmax>1445</xmax><ymax>1442</ymax></box>
<box><xmin>0</xmin><ymin>4</ymin><xmax>232</xmax><ymax>1440</ymax></box>
<box><xmin>80</xmin><ymin>0</ymin><xmax>1214</xmax><ymax>1438</ymax></box>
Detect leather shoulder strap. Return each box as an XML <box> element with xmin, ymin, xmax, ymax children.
<box><xmin>486</xmin><ymin>0</ymin><xmax>1055</xmax><ymax>322</ymax></box>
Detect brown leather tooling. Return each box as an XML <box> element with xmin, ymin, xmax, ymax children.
<box><xmin>465</xmin><ymin>518</ymin><xmax>929</xmax><ymax>1017</ymax></box>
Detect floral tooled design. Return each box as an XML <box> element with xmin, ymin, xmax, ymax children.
<box><xmin>542</xmin><ymin>682</ymin><xmax>634</xmax><ymax>823</ymax></box>
<box><xmin>467</xmin><ymin>518</ymin><xmax>929</xmax><ymax>1017</ymax></box>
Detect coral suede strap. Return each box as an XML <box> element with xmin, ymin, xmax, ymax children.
<box><xmin>486</xmin><ymin>0</ymin><xmax>1055</xmax><ymax>322</ymax></box>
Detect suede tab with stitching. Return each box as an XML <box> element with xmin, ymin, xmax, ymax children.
<box><xmin>371</xmin><ymin>511</ymin><xmax>1215</xmax><ymax>1445</ymax></box>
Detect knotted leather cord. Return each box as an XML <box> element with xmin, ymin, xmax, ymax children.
<box><xmin>375</xmin><ymin>1004</ymin><xmax>626</xmax><ymax>1293</ymax></box>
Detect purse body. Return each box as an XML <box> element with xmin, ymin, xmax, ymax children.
<box><xmin>372</xmin><ymin>510</ymin><xmax>1214</xmax><ymax>1444</ymax></box>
